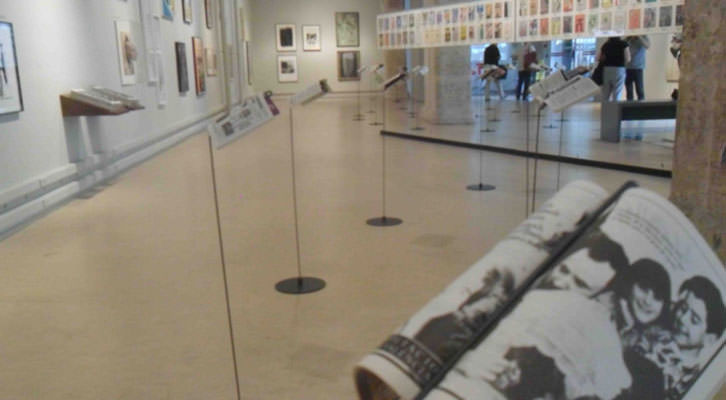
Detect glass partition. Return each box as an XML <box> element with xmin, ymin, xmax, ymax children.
<box><xmin>383</xmin><ymin>32</ymin><xmax>679</xmax><ymax>175</ymax></box>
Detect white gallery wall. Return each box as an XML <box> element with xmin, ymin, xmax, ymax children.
<box><xmin>0</xmin><ymin>0</ymin><xmax>229</xmax><ymax>231</ymax></box>
<box><xmin>248</xmin><ymin>0</ymin><xmax>385</xmax><ymax>94</ymax></box>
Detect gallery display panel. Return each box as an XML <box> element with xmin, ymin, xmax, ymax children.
<box><xmin>377</xmin><ymin>0</ymin><xmax>683</xmax><ymax>49</ymax></box>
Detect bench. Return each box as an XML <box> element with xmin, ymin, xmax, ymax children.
<box><xmin>600</xmin><ymin>100</ymin><xmax>677</xmax><ymax>142</ymax></box>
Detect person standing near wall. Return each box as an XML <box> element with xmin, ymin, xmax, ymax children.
<box><xmin>598</xmin><ymin>37</ymin><xmax>631</xmax><ymax>102</ymax></box>
<box><xmin>625</xmin><ymin>36</ymin><xmax>650</xmax><ymax>101</ymax></box>
<box><xmin>516</xmin><ymin>44</ymin><xmax>537</xmax><ymax>101</ymax></box>
<box><xmin>483</xmin><ymin>43</ymin><xmax>505</xmax><ymax>101</ymax></box>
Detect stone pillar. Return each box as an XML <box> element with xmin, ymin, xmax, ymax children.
<box><xmin>418</xmin><ymin>0</ymin><xmax>474</xmax><ymax>124</ymax></box>
<box><xmin>670</xmin><ymin>0</ymin><xmax>726</xmax><ymax>262</ymax></box>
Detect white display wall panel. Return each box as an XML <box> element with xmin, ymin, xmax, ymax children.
<box><xmin>0</xmin><ymin>0</ymin><xmax>228</xmax><ymax>233</ymax></box>
<box><xmin>377</xmin><ymin>0</ymin><xmax>683</xmax><ymax>49</ymax></box>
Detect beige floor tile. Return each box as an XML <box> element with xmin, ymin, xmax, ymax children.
<box><xmin>0</xmin><ymin>95</ymin><xmax>679</xmax><ymax>399</ymax></box>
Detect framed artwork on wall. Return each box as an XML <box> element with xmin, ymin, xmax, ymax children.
<box><xmin>115</xmin><ymin>20</ymin><xmax>138</xmax><ymax>86</ymax></box>
<box><xmin>192</xmin><ymin>36</ymin><xmax>206</xmax><ymax>94</ymax></box>
<box><xmin>276</xmin><ymin>24</ymin><xmax>296</xmax><ymax>52</ymax></box>
<box><xmin>302</xmin><ymin>25</ymin><xmax>321</xmax><ymax>51</ymax></box>
<box><xmin>162</xmin><ymin>0</ymin><xmax>175</xmax><ymax>20</ymax></box>
<box><xmin>205</xmin><ymin>0</ymin><xmax>214</xmax><ymax>29</ymax></box>
<box><xmin>335</xmin><ymin>12</ymin><xmax>359</xmax><ymax>47</ymax></box>
<box><xmin>0</xmin><ymin>21</ymin><xmax>23</xmax><ymax>115</ymax></box>
<box><xmin>337</xmin><ymin>50</ymin><xmax>360</xmax><ymax>81</ymax></box>
<box><xmin>183</xmin><ymin>0</ymin><xmax>192</xmax><ymax>24</ymax></box>
<box><xmin>206</xmin><ymin>48</ymin><xmax>218</xmax><ymax>76</ymax></box>
<box><xmin>175</xmin><ymin>42</ymin><xmax>189</xmax><ymax>93</ymax></box>
<box><xmin>277</xmin><ymin>55</ymin><xmax>298</xmax><ymax>83</ymax></box>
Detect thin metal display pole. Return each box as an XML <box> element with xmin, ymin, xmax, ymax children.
<box><xmin>368</xmin><ymin>77</ymin><xmax>376</xmax><ymax>113</ymax></box>
<box><xmin>467</xmin><ymin>87</ymin><xmax>495</xmax><ymax>192</ymax></box>
<box><xmin>531</xmin><ymin>107</ymin><xmax>543</xmax><ymax>214</ymax></box>
<box><xmin>481</xmin><ymin>82</ymin><xmax>495</xmax><ymax>134</ymax></box>
<box><xmin>370</xmin><ymin>88</ymin><xmax>384</xmax><ymax>126</ymax></box>
<box><xmin>556</xmin><ymin>109</ymin><xmax>565</xmax><ymax>191</ymax></box>
<box><xmin>207</xmin><ymin>136</ymin><xmax>243</xmax><ymax>400</ymax></box>
<box><xmin>275</xmin><ymin>106</ymin><xmax>326</xmax><ymax>294</ymax></box>
<box><xmin>409</xmin><ymin>78</ymin><xmax>416</xmax><ymax>118</ymax></box>
<box><xmin>525</xmin><ymin>101</ymin><xmax>530</xmax><ymax>218</ymax></box>
<box><xmin>367</xmin><ymin>92</ymin><xmax>402</xmax><ymax>227</ymax></box>
<box><xmin>353</xmin><ymin>78</ymin><xmax>364</xmax><ymax>121</ymax></box>
<box><xmin>289</xmin><ymin>107</ymin><xmax>303</xmax><ymax>279</ymax></box>
<box><xmin>382</xmin><ymin>133</ymin><xmax>387</xmax><ymax>217</ymax></box>
<box><xmin>412</xmin><ymin>77</ymin><xmax>423</xmax><ymax>131</ymax></box>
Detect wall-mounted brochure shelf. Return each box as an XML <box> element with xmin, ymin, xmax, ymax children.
<box><xmin>60</xmin><ymin>88</ymin><xmax>144</xmax><ymax>117</ymax></box>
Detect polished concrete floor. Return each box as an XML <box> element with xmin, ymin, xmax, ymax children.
<box><xmin>383</xmin><ymin>94</ymin><xmax>675</xmax><ymax>171</ymax></box>
<box><xmin>0</xmin><ymin>95</ymin><xmax>708</xmax><ymax>399</ymax></box>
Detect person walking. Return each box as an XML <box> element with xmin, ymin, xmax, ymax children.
<box><xmin>598</xmin><ymin>36</ymin><xmax>631</xmax><ymax>102</ymax></box>
<box><xmin>483</xmin><ymin>43</ymin><xmax>505</xmax><ymax>100</ymax></box>
<box><xmin>625</xmin><ymin>36</ymin><xmax>650</xmax><ymax>101</ymax></box>
<box><xmin>516</xmin><ymin>44</ymin><xmax>537</xmax><ymax>101</ymax></box>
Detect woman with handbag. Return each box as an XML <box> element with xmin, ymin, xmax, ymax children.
<box><xmin>597</xmin><ymin>37</ymin><xmax>631</xmax><ymax>102</ymax></box>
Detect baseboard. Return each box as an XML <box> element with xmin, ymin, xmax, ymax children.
<box><xmin>0</xmin><ymin>107</ymin><xmax>226</xmax><ymax>238</ymax></box>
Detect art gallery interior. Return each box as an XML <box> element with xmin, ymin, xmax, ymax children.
<box><xmin>0</xmin><ymin>0</ymin><xmax>724</xmax><ymax>399</ymax></box>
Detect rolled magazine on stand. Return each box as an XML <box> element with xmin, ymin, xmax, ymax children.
<box><xmin>355</xmin><ymin>181</ymin><xmax>726</xmax><ymax>400</ymax></box>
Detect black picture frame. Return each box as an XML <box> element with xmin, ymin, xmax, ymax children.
<box><xmin>175</xmin><ymin>42</ymin><xmax>189</xmax><ymax>93</ymax></box>
<box><xmin>0</xmin><ymin>21</ymin><xmax>24</xmax><ymax>115</ymax></box>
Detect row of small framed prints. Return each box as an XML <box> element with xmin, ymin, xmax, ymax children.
<box><xmin>162</xmin><ymin>0</ymin><xmax>215</xmax><ymax>29</ymax></box>
<box><xmin>277</xmin><ymin>50</ymin><xmax>363</xmax><ymax>83</ymax></box>
<box><xmin>518</xmin><ymin>4</ymin><xmax>683</xmax><ymax>40</ymax></box>
<box><xmin>275</xmin><ymin>12</ymin><xmax>361</xmax><ymax>52</ymax></box>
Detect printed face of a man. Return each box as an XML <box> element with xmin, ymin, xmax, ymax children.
<box><xmin>673</xmin><ymin>291</ymin><xmax>709</xmax><ymax>348</ymax></box>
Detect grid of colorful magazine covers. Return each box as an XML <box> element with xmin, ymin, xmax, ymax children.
<box><xmin>377</xmin><ymin>0</ymin><xmax>683</xmax><ymax>49</ymax></box>
<box><xmin>355</xmin><ymin>181</ymin><xmax>726</xmax><ymax>400</ymax></box>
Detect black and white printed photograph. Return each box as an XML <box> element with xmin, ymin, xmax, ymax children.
<box><xmin>277</xmin><ymin>55</ymin><xmax>298</xmax><ymax>83</ymax></box>
<box><xmin>430</xmin><ymin>190</ymin><xmax>726</xmax><ymax>400</ymax></box>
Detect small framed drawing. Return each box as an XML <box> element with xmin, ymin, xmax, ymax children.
<box><xmin>302</xmin><ymin>25</ymin><xmax>321</xmax><ymax>51</ymax></box>
<box><xmin>115</xmin><ymin>20</ymin><xmax>138</xmax><ymax>86</ymax></box>
<box><xmin>337</xmin><ymin>50</ymin><xmax>360</xmax><ymax>81</ymax></box>
<box><xmin>183</xmin><ymin>0</ymin><xmax>192</xmax><ymax>24</ymax></box>
<box><xmin>192</xmin><ymin>36</ymin><xmax>206</xmax><ymax>94</ymax></box>
<box><xmin>162</xmin><ymin>0</ymin><xmax>175</xmax><ymax>20</ymax></box>
<box><xmin>0</xmin><ymin>21</ymin><xmax>23</xmax><ymax>115</ymax></box>
<box><xmin>277</xmin><ymin>55</ymin><xmax>298</xmax><ymax>83</ymax></box>
<box><xmin>335</xmin><ymin>12</ymin><xmax>359</xmax><ymax>47</ymax></box>
<box><xmin>206</xmin><ymin>48</ymin><xmax>218</xmax><ymax>76</ymax></box>
<box><xmin>175</xmin><ymin>41</ymin><xmax>189</xmax><ymax>93</ymax></box>
<box><xmin>276</xmin><ymin>24</ymin><xmax>296</xmax><ymax>52</ymax></box>
<box><xmin>205</xmin><ymin>0</ymin><xmax>214</xmax><ymax>29</ymax></box>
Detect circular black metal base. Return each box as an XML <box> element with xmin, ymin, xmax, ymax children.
<box><xmin>411</xmin><ymin>126</ymin><xmax>424</xmax><ymax>131</ymax></box>
<box><xmin>467</xmin><ymin>183</ymin><xmax>496</xmax><ymax>191</ymax></box>
<box><xmin>369</xmin><ymin>122</ymin><xmax>384</xmax><ymax>126</ymax></box>
<box><xmin>366</xmin><ymin>216</ymin><xmax>403</xmax><ymax>227</ymax></box>
<box><xmin>481</xmin><ymin>128</ymin><xmax>496</xmax><ymax>133</ymax></box>
<box><xmin>275</xmin><ymin>277</ymin><xmax>326</xmax><ymax>295</ymax></box>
